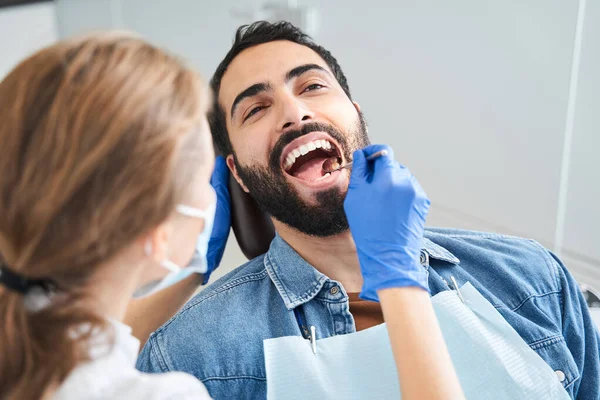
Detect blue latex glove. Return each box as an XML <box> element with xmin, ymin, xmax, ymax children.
<box><xmin>344</xmin><ymin>144</ymin><xmax>431</xmax><ymax>301</ymax></box>
<box><xmin>203</xmin><ymin>156</ymin><xmax>231</xmax><ymax>284</ymax></box>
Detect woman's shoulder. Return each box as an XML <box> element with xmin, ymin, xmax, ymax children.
<box><xmin>54</xmin><ymin>341</ymin><xmax>211</xmax><ymax>399</ymax></box>
<box><xmin>129</xmin><ymin>370</ymin><xmax>212</xmax><ymax>399</ymax></box>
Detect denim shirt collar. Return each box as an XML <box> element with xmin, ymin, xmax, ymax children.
<box><xmin>264</xmin><ymin>233</ymin><xmax>460</xmax><ymax>310</ymax></box>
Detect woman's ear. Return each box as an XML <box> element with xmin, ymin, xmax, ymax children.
<box><xmin>226</xmin><ymin>154</ymin><xmax>250</xmax><ymax>193</ymax></box>
<box><xmin>143</xmin><ymin>222</ymin><xmax>171</xmax><ymax>262</ymax></box>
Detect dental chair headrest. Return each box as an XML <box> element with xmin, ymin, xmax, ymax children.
<box><xmin>229</xmin><ymin>175</ymin><xmax>275</xmax><ymax>259</ymax></box>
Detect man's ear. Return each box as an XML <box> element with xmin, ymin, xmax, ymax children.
<box><xmin>352</xmin><ymin>101</ymin><xmax>368</xmax><ymax>134</ymax></box>
<box><xmin>226</xmin><ymin>154</ymin><xmax>250</xmax><ymax>193</ymax></box>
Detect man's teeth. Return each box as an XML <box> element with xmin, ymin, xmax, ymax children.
<box><xmin>284</xmin><ymin>139</ymin><xmax>333</xmax><ymax>170</ymax></box>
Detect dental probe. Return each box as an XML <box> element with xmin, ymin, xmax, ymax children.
<box><xmin>322</xmin><ymin>149</ymin><xmax>388</xmax><ymax>173</ymax></box>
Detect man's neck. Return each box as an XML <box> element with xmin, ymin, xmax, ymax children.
<box><xmin>275</xmin><ymin>221</ymin><xmax>364</xmax><ymax>293</ymax></box>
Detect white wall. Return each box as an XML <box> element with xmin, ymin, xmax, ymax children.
<box><xmin>0</xmin><ymin>2</ymin><xmax>59</xmax><ymax>79</ymax></box>
<box><xmin>52</xmin><ymin>0</ymin><xmax>599</xmax><ymax>288</ymax></box>
<box><xmin>54</xmin><ymin>0</ymin><xmax>114</xmax><ymax>36</ymax></box>
<box><xmin>318</xmin><ymin>1</ymin><xmax>575</xmax><ymax>251</ymax></box>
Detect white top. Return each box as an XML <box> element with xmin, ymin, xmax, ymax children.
<box><xmin>53</xmin><ymin>320</ymin><xmax>211</xmax><ymax>400</ymax></box>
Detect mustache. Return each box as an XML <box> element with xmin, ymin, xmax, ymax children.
<box><xmin>269</xmin><ymin>122</ymin><xmax>348</xmax><ymax>170</ymax></box>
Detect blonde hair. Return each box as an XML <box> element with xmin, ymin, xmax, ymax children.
<box><xmin>0</xmin><ymin>33</ymin><xmax>207</xmax><ymax>399</ymax></box>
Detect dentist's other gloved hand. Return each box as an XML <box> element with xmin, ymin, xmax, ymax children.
<box><xmin>203</xmin><ymin>156</ymin><xmax>231</xmax><ymax>284</ymax></box>
<box><xmin>344</xmin><ymin>145</ymin><xmax>430</xmax><ymax>301</ymax></box>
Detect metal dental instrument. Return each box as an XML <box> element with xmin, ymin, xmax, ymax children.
<box><xmin>450</xmin><ymin>276</ymin><xmax>466</xmax><ymax>304</ymax></box>
<box><xmin>310</xmin><ymin>326</ymin><xmax>317</xmax><ymax>355</ymax></box>
<box><xmin>322</xmin><ymin>149</ymin><xmax>389</xmax><ymax>174</ymax></box>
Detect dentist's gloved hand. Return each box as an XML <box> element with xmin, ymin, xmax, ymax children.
<box><xmin>344</xmin><ymin>145</ymin><xmax>430</xmax><ymax>301</ymax></box>
<box><xmin>203</xmin><ymin>156</ymin><xmax>231</xmax><ymax>284</ymax></box>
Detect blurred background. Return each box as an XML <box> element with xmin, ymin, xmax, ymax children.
<box><xmin>1</xmin><ymin>0</ymin><xmax>598</xmax><ymax>321</ymax></box>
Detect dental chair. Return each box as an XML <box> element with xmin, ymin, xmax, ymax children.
<box><xmin>581</xmin><ymin>285</ymin><xmax>600</xmax><ymax>329</ymax></box>
<box><xmin>582</xmin><ymin>285</ymin><xmax>600</xmax><ymax>308</ymax></box>
<box><xmin>229</xmin><ymin>176</ymin><xmax>275</xmax><ymax>260</ymax></box>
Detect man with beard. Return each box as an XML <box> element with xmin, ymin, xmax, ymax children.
<box><xmin>137</xmin><ymin>21</ymin><xmax>600</xmax><ymax>399</ymax></box>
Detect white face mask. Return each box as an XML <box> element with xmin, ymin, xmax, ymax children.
<box><xmin>133</xmin><ymin>200</ymin><xmax>216</xmax><ymax>298</ymax></box>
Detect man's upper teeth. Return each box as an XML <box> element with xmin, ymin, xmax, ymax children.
<box><xmin>284</xmin><ymin>139</ymin><xmax>333</xmax><ymax>169</ymax></box>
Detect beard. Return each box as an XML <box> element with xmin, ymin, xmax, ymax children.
<box><xmin>234</xmin><ymin>114</ymin><xmax>370</xmax><ymax>237</ymax></box>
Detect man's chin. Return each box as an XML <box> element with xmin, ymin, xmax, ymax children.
<box><xmin>276</xmin><ymin>216</ymin><xmax>350</xmax><ymax>238</ymax></box>
<box><xmin>235</xmin><ymin>160</ymin><xmax>350</xmax><ymax>237</ymax></box>
<box><xmin>264</xmin><ymin>183</ymin><xmax>350</xmax><ymax>238</ymax></box>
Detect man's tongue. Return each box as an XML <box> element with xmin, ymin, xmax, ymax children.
<box><xmin>292</xmin><ymin>157</ymin><xmax>328</xmax><ymax>181</ymax></box>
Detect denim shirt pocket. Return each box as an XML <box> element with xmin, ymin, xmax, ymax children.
<box><xmin>530</xmin><ymin>335</ymin><xmax>580</xmax><ymax>390</ymax></box>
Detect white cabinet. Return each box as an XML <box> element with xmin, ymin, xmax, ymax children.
<box><xmin>562</xmin><ymin>0</ymin><xmax>600</xmax><ymax>290</ymax></box>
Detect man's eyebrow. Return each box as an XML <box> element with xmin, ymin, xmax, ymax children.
<box><xmin>230</xmin><ymin>82</ymin><xmax>272</xmax><ymax>120</ymax></box>
<box><xmin>229</xmin><ymin>65</ymin><xmax>329</xmax><ymax>120</ymax></box>
<box><xmin>285</xmin><ymin>64</ymin><xmax>329</xmax><ymax>82</ymax></box>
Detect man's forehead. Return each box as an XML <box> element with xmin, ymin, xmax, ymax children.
<box><xmin>219</xmin><ymin>40</ymin><xmax>331</xmax><ymax>106</ymax></box>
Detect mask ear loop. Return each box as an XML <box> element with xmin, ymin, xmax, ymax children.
<box><xmin>160</xmin><ymin>259</ymin><xmax>181</xmax><ymax>273</ymax></box>
<box><xmin>142</xmin><ymin>205</ymin><xmax>211</xmax><ymax>273</ymax></box>
<box><xmin>145</xmin><ymin>239</ymin><xmax>180</xmax><ymax>273</ymax></box>
<box><xmin>175</xmin><ymin>204</ymin><xmax>210</xmax><ymax>219</ymax></box>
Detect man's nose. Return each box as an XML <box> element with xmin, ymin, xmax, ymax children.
<box><xmin>277</xmin><ymin>93</ymin><xmax>315</xmax><ymax>134</ymax></box>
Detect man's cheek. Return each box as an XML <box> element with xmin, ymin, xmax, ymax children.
<box><xmin>234</xmin><ymin>142</ymin><xmax>260</xmax><ymax>167</ymax></box>
<box><xmin>242</xmin><ymin>137</ymin><xmax>270</xmax><ymax>165</ymax></box>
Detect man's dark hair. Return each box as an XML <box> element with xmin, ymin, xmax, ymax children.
<box><xmin>209</xmin><ymin>21</ymin><xmax>352</xmax><ymax>155</ymax></box>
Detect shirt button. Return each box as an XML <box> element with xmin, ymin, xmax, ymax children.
<box><xmin>555</xmin><ymin>370</ymin><xmax>566</xmax><ymax>383</ymax></box>
<box><xmin>330</xmin><ymin>286</ymin><xmax>340</xmax><ymax>295</ymax></box>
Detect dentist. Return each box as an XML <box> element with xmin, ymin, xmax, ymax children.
<box><xmin>0</xmin><ymin>33</ymin><xmax>215</xmax><ymax>399</ymax></box>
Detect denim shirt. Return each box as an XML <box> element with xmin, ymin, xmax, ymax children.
<box><xmin>137</xmin><ymin>228</ymin><xmax>600</xmax><ymax>399</ymax></box>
